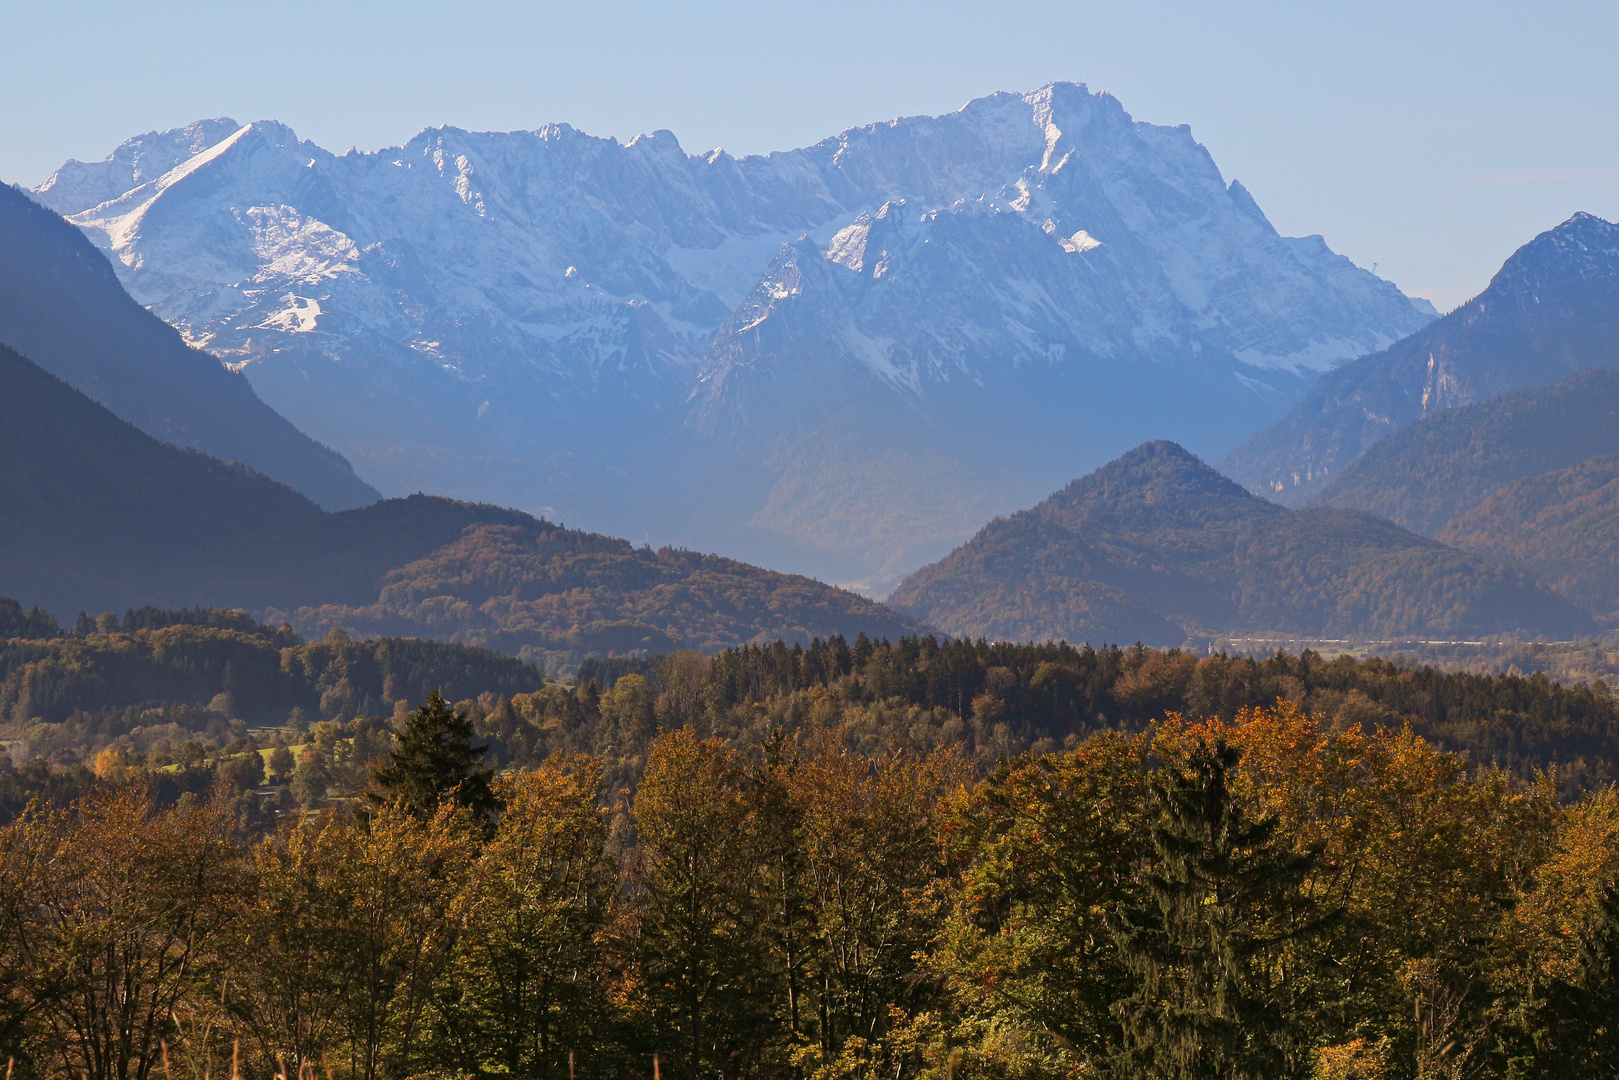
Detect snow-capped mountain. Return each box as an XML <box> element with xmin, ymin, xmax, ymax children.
<box><xmin>37</xmin><ymin>83</ymin><xmax>1434</xmax><ymax>593</ymax></box>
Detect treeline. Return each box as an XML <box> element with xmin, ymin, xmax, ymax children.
<box><xmin>557</xmin><ymin>637</ymin><xmax>1619</xmax><ymax>789</ymax></box>
<box><xmin>0</xmin><ymin>606</ymin><xmax>547</xmax><ymax>777</ymax></box>
<box><xmin>14</xmin><ymin>625</ymin><xmax>1619</xmax><ymax>829</ymax></box>
<box><xmin>2</xmin><ymin>702</ymin><xmax>1616</xmax><ymax>1079</ymax></box>
<box><xmin>144</xmin><ymin>634</ymin><xmax>1619</xmax><ymax>826</ymax></box>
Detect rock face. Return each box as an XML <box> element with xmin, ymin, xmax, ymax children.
<box><xmin>37</xmin><ymin>84</ymin><xmax>1433</xmax><ymax>593</ymax></box>
<box><xmin>1221</xmin><ymin>213</ymin><xmax>1619</xmax><ymax>506</ymax></box>
<box><xmin>889</xmin><ymin>441</ymin><xmax>1594</xmax><ymax>645</ymax></box>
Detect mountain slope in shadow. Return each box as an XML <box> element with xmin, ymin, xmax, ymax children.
<box><xmin>0</xmin><ymin>341</ymin><xmax>923</xmax><ymax>665</ymax></box>
<box><xmin>1222</xmin><ymin>213</ymin><xmax>1619</xmax><ymax>504</ymax></box>
<box><xmin>0</xmin><ymin>183</ymin><xmax>378</xmax><ymax>510</ymax></box>
<box><xmin>1318</xmin><ymin>368</ymin><xmax>1619</xmax><ymax>536</ymax></box>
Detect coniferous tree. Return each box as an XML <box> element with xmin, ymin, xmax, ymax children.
<box><xmin>1111</xmin><ymin>736</ymin><xmax>1317</xmax><ymax>1080</ymax></box>
<box><xmin>370</xmin><ymin>691</ymin><xmax>497</xmax><ymax>820</ymax></box>
<box><xmin>1568</xmin><ymin>885</ymin><xmax>1619</xmax><ymax>1068</ymax></box>
<box><xmin>1511</xmin><ymin>884</ymin><xmax>1619</xmax><ymax>1078</ymax></box>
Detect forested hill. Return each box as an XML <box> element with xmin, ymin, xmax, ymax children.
<box><xmin>0</xmin><ymin>343</ymin><xmax>923</xmax><ymax>665</ymax></box>
<box><xmin>1319</xmin><ymin>368</ymin><xmax>1619</xmax><ymax>536</ymax></box>
<box><xmin>1221</xmin><ymin>211</ymin><xmax>1619</xmax><ymax>504</ymax></box>
<box><xmin>1439</xmin><ymin>453</ymin><xmax>1619</xmax><ymax>622</ymax></box>
<box><xmin>889</xmin><ymin>440</ymin><xmax>1593</xmax><ymax>644</ymax></box>
<box><xmin>0</xmin><ymin>183</ymin><xmax>377</xmax><ymax>510</ymax></box>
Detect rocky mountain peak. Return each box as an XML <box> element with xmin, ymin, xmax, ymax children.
<box><xmin>1478</xmin><ymin>211</ymin><xmax>1619</xmax><ymax>310</ymax></box>
<box><xmin>1221</xmin><ymin>212</ymin><xmax>1619</xmax><ymax>508</ymax></box>
<box><xmin>34</xmin><ymin>117</ymin><xmax>242</xmax><ymax>216</ymax></box>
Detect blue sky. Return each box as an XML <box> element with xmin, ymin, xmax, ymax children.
<box><xmin>4</xmin><ymin>0</ymin><xmax>1617</xmax><ymax>309</ymax></box>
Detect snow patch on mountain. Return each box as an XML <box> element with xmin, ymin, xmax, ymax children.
<box><xmin>34</xmin><ymin>118</ymin><xmax>242</xmax><ymax>217</ymax></box>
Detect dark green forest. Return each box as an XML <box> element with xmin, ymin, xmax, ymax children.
<box><xmin>1439</xmin><ymin>452</ymin><xmax>1619</xmax><ymax>620</ymax></box>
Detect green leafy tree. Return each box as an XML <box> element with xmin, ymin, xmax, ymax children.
<box><xmin>595</xmin><ymin>674</ymin><xmax>657</xmax><ymax>757</ymax></box>
<box><xmin>268</xmin><ymin>744</ymin><xmax>295</xmax><ymax>783</ymax></box>
<box><xmin>427</xmin><ymin>758</ymin><xmax>617</xmax><ymax>1076</ymax></box>
<box><xmin>369</xmin><ymin>691</ymin><xmax>497</xmax><ymax>819</ymax></box>
<box><xmin>1561</xmin><ymin>885</ymin><xmax>1619</xmax><ymax>1068</ymax></box>
<box><xmin>939</xmin><ymin>732</ymin><xmax>1151</xmax><ymax>1071</ymax></box>
<box><xmin>290</xmin><ymin>748</ymin><xmax>333</xmax><ymax>810</ymax></box>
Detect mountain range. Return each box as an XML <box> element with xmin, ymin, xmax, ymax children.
<box><xmin>889</xmin><ymin>441</ymin><xmax>1593</xmax><ymax>645</ymax></box>
<box><xmin>1285</xmin><ymin>366</ymin><xmax>1619</xmax><ymax>623</ymax></box>
<box><xmin>15</xmin><ymin>88</ymin><xmax>1619</xmax><ymax>657</ymax></box>
<box><xmin>1318</xmin><ymin>368</ymin><xmax>1619</xmax><ymax>536</ymax></box>
<box><xmin>35</xmin><ymin>84</ymin><xmax>1434</xmax><ymax>592</ymax></box>
<box><xmin>1222</xmin><ymin>212</ymin><xmax>1619</xmax><ymax>504</ymax></box>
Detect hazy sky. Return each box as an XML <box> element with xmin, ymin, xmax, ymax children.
<box><xmin>4</xmin><ymin>0</ymin><xmax>1617</xmax><ymax>309</ymax></box>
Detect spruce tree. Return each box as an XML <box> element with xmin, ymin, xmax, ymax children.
<box><xmin>1111</xmin><ymin>736</ymin><xmax>1317</xmax><ymax>1080</ymax></box>
<box><xmin>369</xmin><ymin>691</ymin><xmax>498</xmax><ymax>819</ymax></box>
<box><xmin>1513</xmin><ymin>884</ymin><xmax>1619</xmax><ymax>1077</ymax></box>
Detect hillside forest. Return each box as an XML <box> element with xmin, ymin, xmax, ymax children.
<box><xmin>2</xmin><ymin>612</ymin><xmax>1619</xmax><ymax>1078</ymax></box>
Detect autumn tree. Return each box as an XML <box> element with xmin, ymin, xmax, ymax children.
<box><xmin>0</xmin><ymin>808</ymin><xmax>51</xmax><ymax>1069</ymax></box>
<box><xmin>786</xmin><ymin>735</ymin><xmax>968</xmax><ymax>1075</ymax></box>
<box><xmin>427</xmin><ymin>758</ymin><xmax>617</xmax><ymax>1076</ymax></box>
<box><xmin>230</xmin><ymin>811</ymin><xmax>366</xmax><ymax>1077</ymax></box>
<box><xmin>938</xmin><ymin>732</ymin><xmax>1152</xmax><ymax>1072</ymax></box>
<box><xmin>1508</xmin><ymin>884</ymin><xmax>1619</xmax><ymax>1078</ymax></box>
<box><xmin>23</xmin><ymin>789</ymin><xmax>244</xmax><ymax>1080</ymax></box>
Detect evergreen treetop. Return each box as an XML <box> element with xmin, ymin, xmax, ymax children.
<box><xmin>369</xmin><ymin>690</ymin><xmax>498</xmax><ymax>819</ymax></box>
